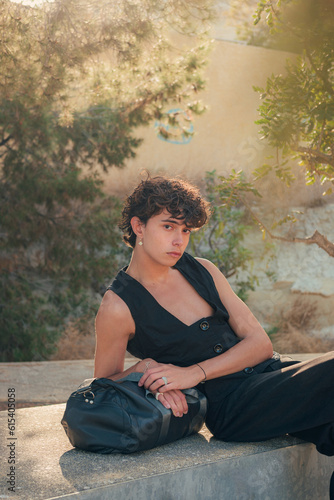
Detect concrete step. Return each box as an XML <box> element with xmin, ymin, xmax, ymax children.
<box><xmin>0</xmin><ymin>354</ymin><xmax>324</xmax><ymax>408</ymax></box>
<box><xmin>0</xmin><ymin>354</ymin><xmax>333</xmax><ymax>499</ymax></box>
<box><xmin>0</xmin><ymin>403</ymin><xmax>333</xmax><ymax>500</ymax></box>
<box><xmin>0</xmin><ymin>358</ymin><xmax>135</xmax><ymax>409</ymax></box>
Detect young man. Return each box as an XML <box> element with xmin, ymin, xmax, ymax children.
<box><xmin>95</xmin><ymin>175</ymin><xmax>334</xmax><ymax>496</ymax></box>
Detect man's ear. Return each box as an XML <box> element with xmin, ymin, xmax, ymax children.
<box><xmin>130</xmin><ymin>216</ymin><xmax>145</xmax><ymax>238</ymax></box>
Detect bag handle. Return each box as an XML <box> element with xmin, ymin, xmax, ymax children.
<box><xmin>105</xmin><ymin>372</ymin><xmax>172</xmax><ymax>446</ymax></box>
<box><xmin>183</xmin><ymin>388</ymin><xmax>207</xmax><ymax>422</ymax></box>
<box><xmin>91</xmin><ymin>373</ymin><xmax>207</xmax><ymax>423</ymax></box>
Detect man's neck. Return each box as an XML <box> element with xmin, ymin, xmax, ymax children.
<box><xmin>126</xmin><ymin>251</ymin><xmax>175</xmax><ymax>288</ymax></box>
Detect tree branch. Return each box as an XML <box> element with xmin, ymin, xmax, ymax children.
<box><xmin>0</xmin><ymin>135</ymin><xmax>12</xmax><ymax>148</ymax></box>
<box><xmin>317</xmin><ymin>117</ymin><xmax>326</xmax><ymax>151</ymax></box>
<box><xmin>208</xmin><ymin>220</ymin><xmax>218</xmax><ymax>252</ymax></box>
<box><xmin>241</xmin><ymin>198</ymin><xmax>334</xmax><ymax>257</ymax></box>
<box><xmin>295</xmin><ymin>146</ymin><xmax>334</xmax><ymax>168</ymax></box>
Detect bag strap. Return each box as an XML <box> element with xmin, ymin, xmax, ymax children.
<box><xmin>145</xmin><ymin>393</ymin><xmax>172</xmax><ymax>446</ymax></box>
<box><xmin>117</xmin><ymin>372</ymin><xmax>172</xmax><ymax>446</ymax></box>
<box><xmin>117</xmin><ymin>372</ymin><xmax>142</xmax><ymax>382</ymax></box>
<box><xmin>183</xmin><ymin>388</ymin><xmax>208</xmax><ymax>421</ymax></box>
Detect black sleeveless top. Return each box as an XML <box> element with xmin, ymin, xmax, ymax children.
<box><xmin>108</xmin><ymin>252</ymin><xmax>242</xmax><ymax>366</ymax></box>
<box><xmin>108</xmin><ymin>252</ymin><xmax>280</xmax><ymax>405</ymax></box>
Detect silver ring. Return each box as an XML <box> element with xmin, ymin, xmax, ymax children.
<box><xmin>155</xmin><ymin>392</ymin><xmax>163</xmax><ymax>400</ymax></box>
<box><xmin>162</xmin><ymin>376</ymin><xmax>168</xmax><ymax>385</ymax></box>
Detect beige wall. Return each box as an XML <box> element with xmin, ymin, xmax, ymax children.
<box><xmin>103</xmin><ymin>39</ymin><xmax>326</xmax><ymax>206</ymax></box>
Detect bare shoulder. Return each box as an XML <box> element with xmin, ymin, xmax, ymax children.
<box><xmin>96</xmin><ymin>289</ymin><xmax>135</xmax><ymax>334</ymax></box>
<box><xmin>195</xmin><ymin>257</ymin><xmax>229</xmax><ymax>283</ymax></box>
<box><xmin>94</xmin><ymin>290</ymin><xmax>135</xmax><ymax>378</ymax></box>
<box><xmin>195</xmin><ymin>257</ymin><xmax>218</xmax><ymax>273</ymax></box>
<box><xmin>195</xmin><ymin>257</ymin><xmax>235</xmax><ymax>295</ymax></box>
<box><xmin>97</xmin><ymin>289</ymin><xmax>131</xmax><ymax>317</ymax></box>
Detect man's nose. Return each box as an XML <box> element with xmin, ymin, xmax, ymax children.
<box><xmin>173</xmin><ymin>231</ymin><xmax>183</xmax><ymax>245</ymax></box>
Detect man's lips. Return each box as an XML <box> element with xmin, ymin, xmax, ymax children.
<box><xmin>167</xmin><ymin>251</ymin><xmax>181</xmax><ymax>257</ymax></box>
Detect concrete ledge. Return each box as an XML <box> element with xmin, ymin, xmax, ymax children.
<box><xmin>0</xmin><ymin>358</ymin><xmax>135</xmax><ymax>408</ymax></box>
<box><xmin>0</xmin><ymin>354</ymin><xmax>333</xmax><ymax>499</ymax></box>
<box><xmin>0</xmin><ymin>360</ymin><xmax>96</xmax><ymax>407</ymax></box>
<box><xmin>0</xmin><ymin>354</ymin><xmax>324</xmax><ymax>407</ymax></box>
<box><xmin>0</xmin><ymin>404</ymin><xmax>333</xmax><ymax>500</ymax></box>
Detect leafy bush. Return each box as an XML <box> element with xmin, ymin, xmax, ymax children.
<box><xmin>0</xmin><ymin>191</ymin><xmax>125</xmax><ymax>361</ymax></box>
<box><xmin>190</xmin><ymin>171</ymin><xmax>258</xmax><ymax>301</ymax></box>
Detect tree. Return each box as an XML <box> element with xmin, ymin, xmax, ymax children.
<box><xmin>217</xmin><ymin>0</ymin><xmax>334</xmax><ymax>257</ymax></box>
<box><xmin>229</xmin><ymin>0</ymin><xmax>304</xmax><ymax>52</ymax></box>
<box><xmin>0</xmin><ymin>0</ymin><xmax>214</xmax><ymax>360</ymax></box>
<box><xmin>253</xmin><ymin>0</ymin><xmax>334</xmax><ymax>188</ymax></box>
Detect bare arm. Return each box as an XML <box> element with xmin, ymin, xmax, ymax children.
<box><xmin>94</xmin><ymin>290</ymin><xmax>146</xmax><ymax>379</ymax></box>
<box><xmin>140</xmin><ymin>258</ymin><xmax>273</xmax><ymax>392</ymax></box>
<box><xmin>193</xmin><ymin>257</ymin><xmax>273</xmax><ymax>379</ymax></box>
<box><xmin>94</xmin><ymin>290</ymin><xmax>188</xmax><ymax>417</ymax></box>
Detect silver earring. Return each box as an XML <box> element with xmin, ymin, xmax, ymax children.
<box><xmin>138</xmin><ymin>240</ymin><xmax>143</xmax><ymax>246</ymax></box>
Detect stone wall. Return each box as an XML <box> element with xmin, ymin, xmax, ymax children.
<box><xmin>237</xmin><ymin>204</ymin><xmax>334</xmax><ymax>343</ymax></box>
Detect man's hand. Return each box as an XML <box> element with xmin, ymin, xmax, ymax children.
<box><xmin>138</xmin><ymin>362</ymin><xmax>204</xmax><ymax>418</ymax></box>
<box><xmin>154</xmin><ymin>389</ymin><xmax>188</xmax><ymax>417</ymax></box>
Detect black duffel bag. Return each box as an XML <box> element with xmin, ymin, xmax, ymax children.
<box><xmin>61</xmin><ymin>372</ymin><xmax>207</xmax><ymax>454</ymax></box>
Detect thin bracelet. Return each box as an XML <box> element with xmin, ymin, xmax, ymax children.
<box><xmin>195</xmin><ymin>363</ymin><xmax>207</xmax><ymax>382</ymax></box>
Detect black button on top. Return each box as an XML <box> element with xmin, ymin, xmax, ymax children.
<box><xmin>213</xmin><ymin>344</ymin><xmax>223</xmax><ymax>354</ymax></box>
<box><xmin>243</xmin><ymin>367</ymin><xmax>254</xmax><ymax>374</ymax></box>
<box><xmin>199</xmin><ymin>320</ymin><xmax>210</xmax><ymax>331</ymax></box>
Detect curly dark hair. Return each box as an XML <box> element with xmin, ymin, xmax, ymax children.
<box><xmin>119</xmin><ymin>175</ymin><xmax>211</xmax><ymax>248</ymax></box>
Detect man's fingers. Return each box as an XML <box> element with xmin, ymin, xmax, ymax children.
<box><xmin>171</xmin><ymin>391</ymin><xmax>188</xmax><ymax>414</ymax></box>
<box><xmin>158</xmin><ymin>390</ymin><xmax>188</xmax><ymax>417</ymax></box>
<box><xmin>139</xmin><ymin>366</ymin><xmax>168</xmax><ymax>387</ymax></box>
<box><xmin>145</xmin><ymin>375</ymin><xmax>169</xmax><ymax>393</ymax></box>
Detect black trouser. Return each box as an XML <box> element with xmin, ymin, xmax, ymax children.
<box><xmin>204</xmin><ymin>351</ymin><xmax>334</xmax><ymax>457</ymax></box>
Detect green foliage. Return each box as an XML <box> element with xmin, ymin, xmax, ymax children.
<box><xmin>0</xmin><ymin>192</ymin><xmax>124</xmax><ymax>361</ymax></box>
<box><xmin>203</xmin><ymin>168</ymin><xmax>307</xmax><ymax>246</ymax></box>
<box><xmin>213</xmin><ymin>168</ymin><xmax>261</xmax><ymax>203</ymax></box>
<box><xmin>0</xmin><ymin>271</ymin><xmax>103</xmax><ymax>361</ymax></box>
<box><xmin>229</xmin><ymin>0</ymin><xmax>301</xmax><ymax>51</ymax></box>
<box><xmin>230</xmin><ymin>0</ymin><xmax>334</xmax><ymax>189</ymax></box>
<box><xmin>190</xmin><ymin>171</ymin><xmax>258</xmax><ymax>300</ymax></box>
<box><xmin>270</xmin><ymin>211</ymin><xmax>303</xmax><ymax>231</ymax></box>
<box><xmin>0</xmin><ymin>0</ymin><xmax>213</xmax><ymax>360</ymax></box>
<box><xmin>265</xmin><ymin>325</ymin><xmax>280</xmax><ymax>338</ymax></box>
<box><xmin>1</xmin><ymin>272</ymin><xmax>60</xmax><ymax>361</ymax></box>
<box><xmin>226</xmin><ymin>0</ymin><xmax>334</xmax><ymax>258</ymax></box>
<box><xmin>253</xmin><ymin>0</ymin><xmax>334</xmax><ymax>190</ymax></box>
